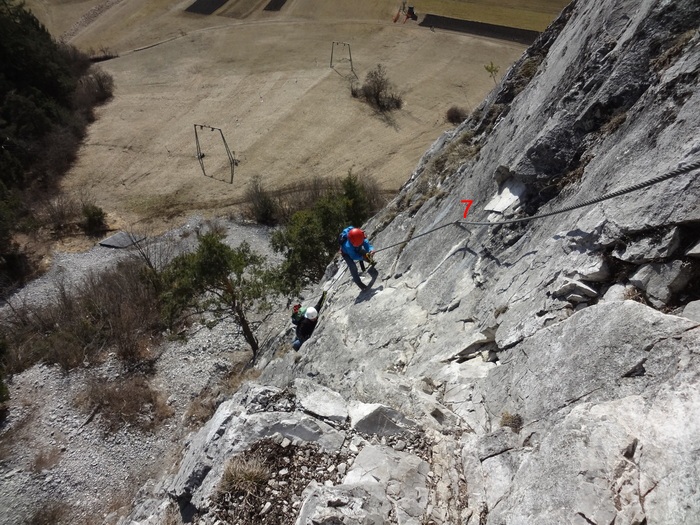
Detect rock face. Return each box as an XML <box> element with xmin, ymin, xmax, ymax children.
<box><xmin>122</xmin><ymin>0</ymin><xmax>700</xmax><ymax>523</ymax></box>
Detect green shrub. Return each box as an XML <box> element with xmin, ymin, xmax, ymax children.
<box><xmin>272</xmin><ymin>208</ymin><xmax>336</xmax><ymax>294</ymax></box>
<box><xmin>80</xmin><ymin>202</ymin><xmax>106</xmax><ymax>235</ymax></box>
<box><xmin>158</xmin><ymin>234</ymin><xmax>277</xmax><ymax>358</ymax></box>
<box><xmin>245</xmin><ymin>175</ymin><xmax>280</xmax><ymax>225</ymax></box>
<box><xmin>484</xmin><ymin>61</ymin><xmax>500</xmax><ymax>84</ymax></box>
<box><xmin>270</xmin><ymin>172</ymin><xmax>382</xmax><ymax>293</ymax></box>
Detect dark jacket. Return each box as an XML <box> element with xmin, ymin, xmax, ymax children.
<box><xmin>291</xmin><ymin>293</ymin><xmax>326</xmax><ymax>341</ymax></box>
<box><xmin>295</xmin><ymin>317</ymin><xmax>317</xmax><ymax>340</ymax></box>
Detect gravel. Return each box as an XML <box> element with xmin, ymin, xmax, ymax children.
<box><xmin>0</xmin><ymin>216</ymin><xmax>289</xmax><ymax>525</ymax></box>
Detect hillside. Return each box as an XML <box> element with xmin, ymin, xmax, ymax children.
<box><xmin>116</xmin><ymin>0</ymin><xmax>700</xmax><ymax>522</ymax></box>
<box><xmin>2</xmin><ymin>0</ymin><xmax>698</xmax><ymax>524</ymax></box>
<box><xmin>22</xmin><ymin>0</ymin><xmax>568</xmax><ymax>231</ymax></box>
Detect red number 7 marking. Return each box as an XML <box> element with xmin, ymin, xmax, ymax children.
<box><xmin>461</xmin><ymin>199</ymin><xmax>473</xmax><ymax>219</ymax></box>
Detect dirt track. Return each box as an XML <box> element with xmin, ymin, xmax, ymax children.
<box><xmin>27</xmin><ymin>0</ymin><xmax>531</xmax><ymax>232</ymax></box>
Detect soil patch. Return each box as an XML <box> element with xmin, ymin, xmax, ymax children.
<box><xmin>420</xmin><ymin>14</ymin><xmax>540</xmax><ymax>45</ymax></box>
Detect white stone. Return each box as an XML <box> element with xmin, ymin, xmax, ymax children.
<box><xmin>630</xmin><ymin>261</ymin><xmax>691</xmax><ymax>304</ymax></box>
<box><xmin>260</xmin><ymin>501</ymin><xmax>272</xmax><ymax>515</ymax></box>
<box><xmin>294</xmin><ymin>378</ymin><xmax>349</xmax><ymax>424</ymax></box>
<box><xmin>553</xmin><ymin>278</ymin><xmax>598</xmax><ymax>298</ymax></box>
<box><xmin>681</xmin><ymin>301</ymin><xmax>700</xmax><ymax>322</ymax></box>
<box><xmin>483</xmin><ymin>179</ymin><xmax>527</xmax><ymax>213</ymax></box>
<box><xmin>686</xmin><ymin>241</ymin><xmax>700</xmax><ymax>258</ymax></box>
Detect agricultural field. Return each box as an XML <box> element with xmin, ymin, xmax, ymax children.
<box><xmin>24</xmin><ymin>0</ymin><xmax>569</xmax><ymax>232</ymax></box>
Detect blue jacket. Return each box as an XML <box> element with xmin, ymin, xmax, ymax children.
<box><xmin>341</xmin><ymin>238</ymin><xmax>373</xmax><ymax>261</ymax></box>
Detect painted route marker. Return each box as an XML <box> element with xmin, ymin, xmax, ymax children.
<box><xmin>461</xmin><ymin>199</ymin><xmax>473</xmax><ymax>219</ymax></box>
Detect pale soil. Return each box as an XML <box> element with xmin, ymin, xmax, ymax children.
<box><xmin>26</xmin><ymin>0</ymin><xmax>529</xmax><ymax>234</ymax></box>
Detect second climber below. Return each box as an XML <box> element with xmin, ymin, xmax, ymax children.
<box><xmin>291</xmin><ymin>291</ymin><xmax>327</xmax><ymax>351</ymax></box>
<box><xmin>338</xmin><ymin>226</ymin><xmax>378</xmax><ymax>291</ymax></box>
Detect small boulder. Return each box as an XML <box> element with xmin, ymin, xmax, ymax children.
<box><xmin>684</xmin><ymin>240</ymin><xmax>700</xmax><ymax>258</ymax></box>
<box><xmin>294</xmin><ymin>379</ymin><xmax>349</xmax><ymax>424</ymax></box>
<box><xmin>553</xmin><ymin>279</ymin><xmax>598</xmax><ymax>299</ymax></box>
<box><xmin>613</xmin><ymin>227</ymin><xmax>680</xmax><ymax>263</ymax></box>
<box><xmin>681</xmin><ymin>301</ymin><xmax>700</xmax><ymax>323</ymax></box>
<box><xmin>348</xmin><ymin>402</ymin><xmax>417</xmax><ymax>436</ymax></box>
<box><xmin>629</xmin><ymin>261</ymin><xmax>691</xmax><ymax>306</ymax></box>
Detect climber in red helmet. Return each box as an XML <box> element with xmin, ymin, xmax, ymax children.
<box><xmin>338</xmin><ymin>226</ymin><xmax>378</xmax><ymax>290</ymax></box>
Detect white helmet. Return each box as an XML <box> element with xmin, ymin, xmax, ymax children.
<box><xmin>304</xmin><ymin>307</ymin><xmax>318</xmax><ymax>320</ymax></box>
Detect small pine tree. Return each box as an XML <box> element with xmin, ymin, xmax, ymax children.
<box><xmin>342</xmin><ymin>171</ymin><xmax>371</xmax><ymax>227</ymax></box>
<box><xmin>159</xmin><ymin>234</ymin><xmax>276</xmax><ymax>359</ymax></box>
<box><xmin>485</xmin><ymin>61</ymin><xmax>500</xmax><ymax>85</ymax></box>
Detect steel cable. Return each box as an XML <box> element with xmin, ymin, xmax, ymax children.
<box><xmin>375</xmin><ymin>159</ymin><xmax>700</xmax><ymax>254</ymax></box>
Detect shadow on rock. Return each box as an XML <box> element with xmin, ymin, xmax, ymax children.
<box><xmin>355</xmin><ymin>285</ymin><xmax>383</xmax><ymax>304</ymax></box>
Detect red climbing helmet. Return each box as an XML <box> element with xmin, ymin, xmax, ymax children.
<box><xmin>348</xmin><ymin>228</ymin><xmax>365</xmax><ymax>247</ymax></box>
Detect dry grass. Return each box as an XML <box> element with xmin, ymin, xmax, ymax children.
<box><xmin>2</xmin><ymin>258</ymin><xmax>164</xmax><ymax>374</ymax></box>
<box><xmin>159</xmin><ymin>503</ymin><xmax>182</xmax><ymax>525</ymax></box>
<box><xmin>507</xmin><ymin>55</ymin><xmax>544</xmax><ymax>98</ymax></box>
<box><xmin>183</xmin><ymin>353</ymin><xmax>259</xmax><ymax>427</ymax></box>
<box><xmin>652</xmin><ymin>29</ymin><xmax>696</xmax><ymax>71</ymax></box>
<box><xmin>600</xmin><ymin>112</ymin><xmax>628</xmax><ymax>135</ymax></box>
<box><xmin>223</xmin><ymin>361</ymin><xmax>262</xmax><ymax>394</ymax></box>
<box><xmin>75</xmin><ymin>376</ymin><xmax>173</xmax><ymax>433</ymax></box>
<box><xmin>0</xmin><ymin>411</ymin><xmax>33</xmax><ymax>463</ymax></box>
<box><xmin>218</xmin><ymin>454</ymin><xmax>270</xmax><ymax>496</ymax></box>
<box><xmin>26</xmin><ymin>500</ymin><xmax>72</xmax><ymax>525</ymax></box>
<box><xmin>31</xmin><ymin>446</ymin><xmax>62</xmax><ymax>472</ymax></box>
<box><xmin>183</xmin><ymin>389</ymin><xmax>218</xmax><ymax>428</ymax></box>
<box><xmin>623</xmin><ymin>286</ymin><xmax>649</xmax><ymax>305</ymax></box>
<box><xmin>407</xmin><ymin>128</ymin><xmax>481</xmax><ymax>202</ymax></box>
<box><xmin>500</xmin><ymin>411</ymin><xmax>523</xmax><ymax>433</ymax></box>
<box><xmin>553</xmin><ymin>154</ymin><xmax>592</xmax><ymax>192</ymax></box>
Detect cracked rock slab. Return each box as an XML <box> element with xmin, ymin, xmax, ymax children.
<box><xmin>348</xmin><ymin>402</ymin><xmax>418</xmax><ymax>436</ymax></box>
<box><xmin>294</xmin><ymin>378</ymin><xmax>349</xmax><ymax>424</ymax></box>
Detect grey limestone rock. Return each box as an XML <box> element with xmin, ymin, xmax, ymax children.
<box><xmin>612</xmin><ymin>227</ymin><xmax>681</xmax><ymax>263</ymax></box>
<box><xmin>295</xmin><ymin>481</ymin><xmax>391</xmax><ymax>525</ymax></box>
<box><xmin>348</xmin><ymin>402</ymin><xmax>418</xmax><ymax>436</ymax></box>
<box><xmin>686</xmin><ymin>240</ymin><xmax>700</xmax><ymax>258</ymax></box>
<box><xmin>166</xmin><ymin>384</ymin><xmax>347</xmax><ymax>511</ymax></box>
<box><xmin>343</xmin><ymin>445</ymin><xmax>430</xmax><ymax>525</ymax></box>
<box><xmin>629</xmin><ymin>260</ymin><xmax>692</xmax><ymax>306</ymax></box>
<box><xmin>681</xmin><ymin>300</ymin><xmax>700</xmax><ymax>322</ymax></box>
<box><xmin>120</xmin><ymin>0</ymin><xmax>700</xmax><ymax>522</ymax></box>
<box><xmin>294</xmin><ymin>378</ymin><xmax>349</xmax><ymax>424</ymax></box>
